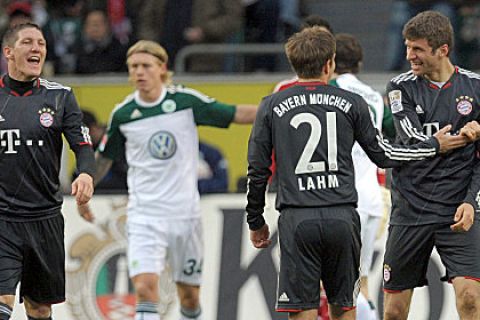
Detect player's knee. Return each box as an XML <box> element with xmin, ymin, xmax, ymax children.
<box><xmin>177</xmin><ymin>283</ymin><xmax>200</xmax><ymax>309</ymax></box>
<box><xmin>328</xmin><ymin>305</ymin><xmax>348</xmax><ymax>319</ymax></box>
<box><xmin>457</xmin><ymin>286</ymin><xmax>480</xmax><ymax>315</ymax></box>
<box><xmin>383</xmin><ymin>304</ymin><xmax>408</xmax><ymax>320</ymax></box>
<box><xmin>25</xmin><ymin>306</ymin><xmax>51</xmax><ymax>319</ymax></box>
<box><xmin>179</xmin><ymin>292</ymin><xmax>199</xmax><ymax>309</ymax></box>
<box><xmin>134</xmin><ymin>281</ymin><xmax>157</xmax><ymax>301</ymax></box>
<box><xmin>24</xmin><ymin>298</ymin><xmax>51</xmax><ymax>319</ymax></box>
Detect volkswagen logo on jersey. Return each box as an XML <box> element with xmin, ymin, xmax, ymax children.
<box><xmin>456</xmin><ymin>96</ymin><xmax>474</xmax><ymax>116</ymax></box>
<box><xmin>148</xmin><ymin>131</ymin><xmax>177</xmax><ymax>159</ymax></box>
<box><xmin>161</xmin><ymin>99</ymin><xmax>177</xmax><ymax>113</ymax></box>
<box><xmin>38</xmin><ymin>107</ymin><xmax>55</xmax><ymax>127</ymax></box>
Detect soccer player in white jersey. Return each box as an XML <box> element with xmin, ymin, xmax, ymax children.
<box><xmin>78</xmin><ymin>40</ymin><xmax>257</xmax><ymax>320</ymax></box>
<box><xmin>330</xmin><ymin>33</ymin><xmax>389</xmax><ymax>320</ymax></box>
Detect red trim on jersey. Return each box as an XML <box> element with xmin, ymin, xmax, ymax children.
<box><xmin>78</xmin><ymin>142</ymin><xmax>93</xmax><ymax>146</ymax></box>
<box><xmin>273</xmin><ymin>78</ymin><xmax>298</xmax><ymax>92</ymax></box>
<box><xmin>464</xmin><ymin>276</ymin><xmax>480</xmax><ymax>282</ymax></box>
<box><xmin>10</xmin><ymin>90</ymin><xmax>20</xmax><ymax>96</ymax></box>
<box><xmin>23</xmin><ymin>90</ymin><xmax>33</xmax><ymax>96</ymax></box>
<box><xmin>0</xmin><ymin>76</ymin><xmax>4</xmax><ymax>88</ymax></box>
<box><xmin>428</xmin><ymin>83</ymin><xmax>440</xmax><ymax>90</ymax></box>
<box><xmin>276</xmin><ymin>308</ymin><xmax>303</xmax><ymax>313</ymax></box>
<box><xmin>297</xmin><ymin>81</ymin><xmax>327</xmax><ymax>86</ymax></box>
<box><xmin>443</xmin><ymin>82</ymin><xmax>452</xmax><ymax>89</ymax></box>
<box><xmin>448</xmin><ymin>276</ymin><xmax>480</xmax><ymax>283</ymax></box>
<box><xmin>384</xmin><ymin>289</ymin><xmax>403</xmax><ymax>293</ymax></box>
<box><xmin>268</xmin><ymin>152</ymin><xmax>276</xmax><ymax>183</ymax></box>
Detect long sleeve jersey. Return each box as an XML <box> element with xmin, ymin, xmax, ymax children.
<box><xmin>246</xmin><ymin>81</ymin><xmax>440</xmax><ymax>230</ymax></box>
<box><xmin>386</xmin><ymin>67</ymin><xmax>480</xmax><ymax>225</ymax></box>
<box><xmin>0</xmin><ymin>76</ymin><xmax>94</xmax><ymax>221</ymax></box>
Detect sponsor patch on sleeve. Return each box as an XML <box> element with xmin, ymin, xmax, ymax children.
<box><xmin>388</xmin><ymin>90</ymin><xmax>403</xmax><ymax>114</ymax></box>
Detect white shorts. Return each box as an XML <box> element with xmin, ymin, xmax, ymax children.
<box><xmin>359</xmin><ymin>213</ymin><xmax>381</xmax><ymax>277</ymax></box>
<box><xmin>127</xmin><ymin>217</ymin><xmax>203</xmax><ymax>285</ymax></box>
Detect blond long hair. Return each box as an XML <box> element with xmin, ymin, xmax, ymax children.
<box><xmin>126</xmin><ymin>40</ymin><xmax>173</xmax><ymax>84</ymax></box>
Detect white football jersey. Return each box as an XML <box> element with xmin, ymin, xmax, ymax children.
<box><xmin>99</xmin><ymin>85</ymin><xmax>236</xmax><ymax>219</ymax></box>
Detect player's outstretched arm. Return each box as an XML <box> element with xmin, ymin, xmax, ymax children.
<box><xmin>233</xmin><ymin>104</ymin><xmax>258</xmax><ymax>124</ymax></box>
<box><xmin>93</xmin><ymin>152</ymin><xmax>114</xmax><ymax>184</ymax></box>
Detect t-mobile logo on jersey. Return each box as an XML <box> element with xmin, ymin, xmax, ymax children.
<box><xmin>423</xmin><ymin>122</ymin><xmax>440</xmax><ymax>136</ymax></box>
<box><xmin>0</xmin><ymin>129</ymin><xmax>44</xmax><ymax>154</ymax></box>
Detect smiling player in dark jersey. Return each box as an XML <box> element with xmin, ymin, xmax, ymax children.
<box><xmin>383</xmin><ymin>11</ymin><xmax>480</xmax><ymax>320</ymax></box>
<box><xmin>0</xmin><ymin>23</ymin><xmax>94</xmax><ymax>320</ymax></box>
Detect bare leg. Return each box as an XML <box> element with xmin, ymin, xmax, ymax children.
<box><xmin>452</xmin><ymin>277</ymin><xmax>480</xmax><ymax>320</ymax></box>
<box><xmin>289</xmin><ymin>309</ymin><xmax>318</xmax><ymax>320</ymax></box>
<box><xmin>329</xmin><ymin>304</ymin><xmax>355</xmax><ymax>320</ymax></box>
<box><xmin>383</xmin><ymin>289</ymin><xmax>413</xmax><ymax>320</ymax></box>
<box><xmin>24</xmin><ymin>297</ymin><xmax>52</xmax><ymax>319</ymax></box>
<box><xmin>0</xmin><ymin>295</ymin><xmax>14</xmax><ymax>319</ymax></box>
<box><xmin>132</xmin><ymin>273</ymin><xmax>160</xmax><ymax>302</ymax></box>
<box><xmin>0</xmin><ymin>295</ymin><xmax>14</xmax><ymax>309</ymax></box>
<box><xmin>132</xmin><ymin>273</ymin><xmax>160</xmax><ymax>319</ymax></box>
<box><xmin>176</xmin><ymin>282</ymin><xmax>200</xmax><ymax>309</ymax></box>
<box><xmin>177</xmin><ymin>282</ymin><xmax>201</xmax><ymax>319</ymax></box>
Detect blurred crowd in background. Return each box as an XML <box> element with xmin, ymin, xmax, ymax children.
<box><xmin>0</xmin><ymin>0</ymin><xmax>479</xmax><ymax>74</ymax></box>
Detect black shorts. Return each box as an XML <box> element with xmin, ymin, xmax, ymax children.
<box><xmin>276</xmin><ymin>206</ymin><xmax>361</xmax><ymax>312</ymax></box>
<box><xmin>0</xmin><ymin>213</ymin><xmax>65</xmax><ymax>304</ymax></box>
<box><xmin>383</xmin><ymin>222</ymin><xmax>480</xmax><ymax>291</ymax></box>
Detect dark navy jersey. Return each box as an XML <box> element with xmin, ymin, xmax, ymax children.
<box><xmin>246</xmin><ymin>81</ymin><xmax>439</xmax><ymax>230</ymax></box>
<box><xmin>0</xmin><ymin>76</ymin><xmax>94</xmax><ymax>221</ymax></box>
<box><xmin>387</xmin><ymin>67</ymin><xmax>480</xmax><ymax>225</ymax></box>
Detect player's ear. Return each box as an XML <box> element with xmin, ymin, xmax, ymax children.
<box><xmin>324</xmin><ymin>57</ymin><xmax>335</xmax><ymax>77</ymax></box>
<box><xmin>438</xmin><ymin>44</ymin><xmax>449</xmax><ymax>57</ymax></box>
<box><xmin>3</xmin><ymin>46</ymin><xmax>13</xmax><ymax>60</ymax></box>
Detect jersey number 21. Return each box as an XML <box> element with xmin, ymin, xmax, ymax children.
<box><xmin>290</xmin><ymin>112</ymin><xmax>338</xmax><ymax>174</ymax></box>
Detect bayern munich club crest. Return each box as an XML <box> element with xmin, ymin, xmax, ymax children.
<box><xmin>456</xmin><ymin>96</ymin><xmax>474</xmax><ymax>116</ymax></box>
<box><xmin>38</xmin><ymin>107</ymin><xmax>55</xmax><ymax>127</ymax></box>
<box><xmin>383</xmin><ymin>264</ymin><xmax>391</xmax><ymax>283</ymax></box>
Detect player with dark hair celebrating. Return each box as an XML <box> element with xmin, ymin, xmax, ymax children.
<box><xmin>383</xmin><ymin>11</ymin><xmax>480</xmax><ymax>320</ymax></box>
<box><xmin>0</xmin><ymin>23</ymin><xmax>94</xmax><ymax>320</ymax></box>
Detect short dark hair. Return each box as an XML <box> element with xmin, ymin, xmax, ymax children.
<box><xmin>403</xmin><ymin>10</ymin><xmax>454</xmax><ymax>54</ymax></box>
<box><xmin>81</xmin><ymin>110</ymin><xmax>98</xmax><ymax>128</ymax></box>
<box><xmin>335</xmin><ymin>33</ymin><xmax>363</xmax><ymax>74</ymax></box>
<box><xmin>2</xmin><ymin>22</ymin><xmax>43</xmax><ymax>49</ymax></box>
<box><xmin>301</xmin><ymin>15</ymin><xmax>333</xmax><ymax>33</ymax></box>
<box><xmin>285</xmin><ymin>26</ymin><xmax>336</xmax><ymax>79</ymax></box>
